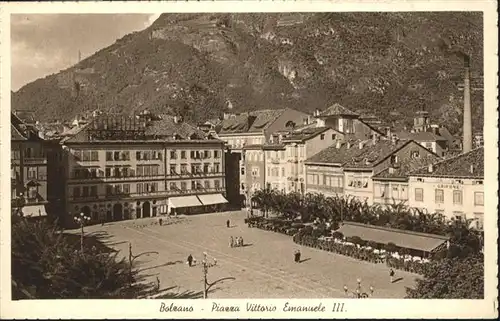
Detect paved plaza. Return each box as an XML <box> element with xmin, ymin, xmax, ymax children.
<box><xmin>83</xmin><ymin>211</ymin><xmax>419</xmax><ymax>299</ymax></box>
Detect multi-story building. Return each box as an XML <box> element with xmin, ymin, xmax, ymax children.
<box><xmin>305</xmin><ymin>137</ymin><xmax>437</xmax><ymax>205</ymax></box>
<box><xmin>217</xmin><ymin>108</ymin><xmax>310</xmax><ymax>151</ymax></box>
<box><xmin>372</xmin><ymin>153</ymin><xmax>440</xmax><ymax>207</ymax></box>
<box><xmin>55</xmin><ymin>113</ymin><xmax>227</xmax><ymax>226</ymax></box>
<box><xmin>241</xmin><ymin>144</ymin><xmax>266</xmax><ymax>206</ymax></box>
<box><xmin>217</xmin><ymin>108</ymin><xmax>309</xmax><ymax>207</ymax></box>
<box><xmin>395</xmin><ymin>131</ymin><xmax>448</xmax><ymax>157</ymax></box>
<box><xmin>263</xmin><ymin>143</ymin><xmax>288</xmax><ymax>192</ymax></box>
<box><xmin>408</xmin><ymin>147</ymin><xmax>484</xmax><ymax>228</ymax></box>
<box><xmin>11</xmin><ymin>113</ymin><xmax>49</xmax><ymax>218</ymax></box>
<box><xmin>281</xmin><ymin>126</ymin><xmax>341</xmax><ymax>194</ymax></box>
<box><xmin>313</xmin><ymin>103</ymin><xmax>383</xmax><ymax>141</ymax></box>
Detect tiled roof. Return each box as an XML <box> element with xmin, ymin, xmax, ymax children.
<box><xmin>306</xmin><ymin>139</ymin><xmax>411</xmax><ymax>168</ymax></box>
<box><xmin>62</xmin><ymin>114</ymin><xmax>213</xmax><ymax>144</ymax></box>
<box><xmin>373</xmin><ymin>155</ymin><xmax>440</xmax><ymax>180</ymax></box>
<box><xmin>409</xmin><ymin>147</ymin><xmax>484</xmax><ymax>178</ymax></box>
<box><xmin>146</xmin><ymin>115</ymin><xmax>207</xmax><ymax>141</ymax></box>
<box><xmin>282</xmin><ymin>126</ymin><xmax>333</xmax><ymax>142</ymax></box>
<box><xmin>11</xmin><ymin>124</ymin><xmax>27</xmax><ymax>141</ymax></box>
<box><xmin>318</xmin><ymin>103</ymin><xmax>359</xmax><ymax>117</ymax></box>
<box><xmin>218</xmin><ymin>109</ymin><xmax>285</xmax><ymax>134</ymax></box>
<box><xmin>395</xmin><ymin>131</ymin><xmax>446</xmax><ymax>142</ymax></box>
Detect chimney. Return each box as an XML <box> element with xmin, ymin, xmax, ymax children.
<box><xmin>358</xmin><ymin>141</ymin><xmax>364</xmax><ymax>149</ymax></box>
<box><xmin>336</xmin><ymin>141</ymin><xmax>342</xmax><ymax>149</ymax></box>
<box><xmin>391</xmin><ymin>135</ymin><xmax>398</xmax><ymax>145</ymax></box>
<box><xmin>428</xmin><ymin>164</ymin><xmax>433</xmax><ymax>173</ymax></box>
<box><xmin>470</xmin><ymin>164</ymin><xmax>474</xmax><ymax>174</ymax></box>
<box><xmin>347</xmin><ymin>142</ymin><xmax>352</xmax><ymax>149</ymax></box>
<box><xmin>372</xmin><ymin>134</ymin><xmax>379</xmax><ymax>145</ymax></box>
<box><xmin>463</xmin><ymin>56</ymin><xmax>473</xmax><ymax>153</ymax></box>
<box><xmin>315</xmin><ymin>109</ymin><xmax>320</xmax><ymax>117</ymax></box>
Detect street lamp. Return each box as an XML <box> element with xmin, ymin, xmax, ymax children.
<box><xmin>343</xmin><ymin>278</ymin><xmax>374</xmax><ymax>299</ymax></box>
<box><xmin>201</xmin><ymin>252</ymin><xmax>218</xmax><ymax>299</ymax></box>
<box><xmin>74</xmin><ymin>212</ymin><xmax>91</xmax><ymax>254</ymax></box>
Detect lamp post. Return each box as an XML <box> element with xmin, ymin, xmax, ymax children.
<box><xmin>343</xmin><ymin>278</ymin><xmax>374</xmax><ymax>299</ymax></box>
<box><xmin>201</xmin><ymin>251</ymin><xmax>218</xmax><ymax>299</ymax></box>
<box><xmin>127</xmin><ymin>243</ymin><xmax>159</xmax><ymax>288</ymax></box>
<box><xmin>74</xmin><ymin>212</ymin><xmax>91</xmax><ymax>254</ymax></box>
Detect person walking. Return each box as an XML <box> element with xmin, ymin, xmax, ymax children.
<box><xmin>390</xmin><ymin>268</ymin><xmax>395</xmax><ymax>283</ymax></box>
<box><xmin>158</xmin><ymin>217</ymin><xmax>163</xmax><ymax>226</ymax></box>
<box><xmin>240</xmin><ymin>236</ymin><xmax>244</xmax><ymax>247</ymax></box>
<box><xmin>187</xmin><ymin>254</ymin><xmax>193</xmax><ymax>267</ymax></box>
<box><xmin>294</xmin><ymin>250</ymin><xmax>301</xmax><ymax>263</ymax></box>
<box><xmin>229</xmin><ymin>236</ymin><xmax>234</xmax><ymax>248</ymax></box>
<box><xmin>226</xmin><ymin>219</ymin><xmax>230</xmax><ymax>228</ymax></box>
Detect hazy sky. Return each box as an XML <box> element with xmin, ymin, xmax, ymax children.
<box><xmin>10</xmin><ymin>14</ymin><xmax>161</xmax><ymax>91</ymax></box>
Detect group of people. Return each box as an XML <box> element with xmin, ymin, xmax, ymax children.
<box><xmin>229</xmin><ymin>236</ymin><xmax>244</xmax><ymax>247</ymax></box>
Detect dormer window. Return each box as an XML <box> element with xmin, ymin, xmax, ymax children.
<box><xmin>411</xmin><ymin>151</ymin><xmax>420</xmax><ymax>159</ymax></box>
<box><xmin>390</xmin><ymin>155</ymin><xmax>399</xmax><ymax>164</ymax></box>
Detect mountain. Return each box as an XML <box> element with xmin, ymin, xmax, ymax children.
<box><xmin>12</xmin><ymin>12</ymin><xmax>483</xmax><ymax>134</ymax></box>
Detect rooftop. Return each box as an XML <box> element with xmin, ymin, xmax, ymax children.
<box><xmin>219</xmin><ymin>109</ymin><xmax>286</xmax><ymax>134</ymax></box>
<box><xmin>317</xmin><ymin>103</ymin><xmax>359</xmax><ymax>118</ymax></box>
<box><xmin>373</xmin><ymin>154</ymin><xmax>440</xmax><ymax>180</ymax></box>
<box><xmin>395</xmin><ymin>131</ymin><xmax>446</xmax><ymax>142</ymax></box>
<box><xmin>282</xmin><ymin>126</ymin><xmax>333</xmax><ymax>143</ymax></box>
<box><xmin>306</xmin><ymin>138</ymin><xmax>411</xmax><ymax>168</ymax></box>
<box><xmin>409</xmin><ymin>147</ymin><xmax>484</xmax><ymax>178</ymax></box>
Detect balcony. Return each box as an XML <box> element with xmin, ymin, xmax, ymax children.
<box><xmin>271</xmin><ymin>158</ymin><xmax>280</xmax><ymax>164</ymax></box>
<box><xmin>71</xmin><ymin>195</ymin><xmax>100</xmax><ymax>201</ymax></box>
<box><xmin>287</xmin><ymin>157</ymin><xmax>299</xmax><ymax>163</ymax></box>
<box><xmin>24</xmin><ymin>157</ymin><xmax>47</xmax><ymax>165</ymax></box>
<box><xmin>69</xmin><ymin>174</ymin><xmax>165</xmax><ymax>183</ymax></box>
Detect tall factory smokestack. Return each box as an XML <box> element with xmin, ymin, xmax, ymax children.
<box><xmin>462</xmin><ymin>55</ymin><xmax>472</xmax><ymax>153</ymax></box>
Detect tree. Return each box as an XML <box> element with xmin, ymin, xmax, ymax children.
<box><xmin>406</xmin><ymin>255</ymin><xmax>484</xmax><ymax>299</ymax></box>
<box><xmin>12</xmin><ymin>219</ymin><xmax>152</xmax><ymax>299</ymax></box>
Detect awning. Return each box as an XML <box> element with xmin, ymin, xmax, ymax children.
<box><xmin>336</xmin><ymin>221</ymin><xmax>449</xmax><ymax>253</ymax></box>
<box><xmin>168</xmin><ymin>195</ymin><xmax>203</xmax><ymax>209</ymax></box>
<box><xmin>197</xmin><ymin>193</ymin><xmax>228</xmax><ymax>206</ymax></box>
<box><xmin>22</xmin><ymin>205</ymin><xmax>47</xmax><ymax>218</ymax></box>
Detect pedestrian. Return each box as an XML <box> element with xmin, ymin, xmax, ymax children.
<box><xmin>294</xmin><ymin>250</ymin><xmax>300</xmax><ymax>263</ymax></box>
<box><xmin>187</xmin><ymin>254</ymin><xmax>193</xmax><ymax>267</ymax></box>
<box><xmin>390</xmin><ymin>268</ymin><xmax>395</xmax><ymax>283</ymax></box>
<box><xmin>156</xmin><ymin>276</ymin><xmax>160</xmax><ymax>291</ymax></box>
<box><xmin>159</xmin><ymin>217</ymin><xmax>163</xmax><ymax>226</ymax></box>
<box><xmin>240</xmin><ymin>236</ymin><xmax>244</xmax><ymax>247</ymax></box>
<box><xmin>229</xmin><ymin>236</ymin><xmax>234</xmax><ymax>248</ymax></box>
<box><xmin>226</xmin><ymin>219</ymin><xmax>230</xmax><ymax>228</ymax></box>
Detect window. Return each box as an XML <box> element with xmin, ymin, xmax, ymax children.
<box><xmin>331</xmin><ymin>134</ymin><xmax>336</xmax><ymax>140</ymax></box>
<box><xmin>251</xmin><ymin>167</ymin><xmax>260</xmax><ymax>177</ymax></box>
<box><xmin>181</xmin><ymin>151</ymin><xmax>186</xmax><ymax>159</ymax></box>
<box><xmin>215</xmin><ymin>180</ymin><xmax>221</xmax><ymax>189</ymax></box>
<box><xmin>280</xmin><ymin>151</ymin><xmax>285</xmax><ymax>159</ymax></box>
<box><xmin>415</xmin><ymin>188</ymin><xmax>424</xmax><ymax>202</ymax></box>
<box><xmin>136</xmin><ymin>151</ymin><xmax>141</xmax><ymax>160</ymax></box>
<box><xmin>190</xmin><ymin>151</ymin><xmax>195</xmax><ymax>159</ymax></box>
<box><xmin>320</xmin><ymin>134</ymin><xmax>325</xmax><ymax>140</ymax></box>
<box><xmin>453</xmin><ymin>211</ymin><xmax>464</xmax><ymax>221</ymax></box>
<box><xmin>106</xmin><ymin>151</ymin><xmax>112</xmax><ymax>161</ymax></box>
<box><xmin>410</xmin><ymin>151</ymin><xmax>420</xmax><ymax>159</ymax></box>
<box><xmin>113</xmin><ymin>151</ymin><xmax>120</xmax><ymax>161</ymax></box>
<box><xmin>181</xmin><ymin>182</ymin><xmax>187</xmax><ymax>190</ymax></box>
<box><xmin>181</xmin><ymin>164</ymin><xmax>188</xmax><ymax>174</ymax></box>
<box><xmin>474</xmin><ymin>192</ymin><xmax>484</xmax><ymax>206</ymax></box>
<box><xmin>453</xmin><ymin>190</ymin><xmax>463</xmax><ymax>205</ymax></box>
<box><xmin>123</xmin><ymin>184</ymin><xmax>130</xmax><ymax>194</ymax></box>
<box><xmin>170</xmin><ymin>150</ymin><xmax>177</xmax><ymax>159</ymax></box>
<box><xmin>137</xmin><ymin>183</ymin><xmax>143</xmax><ymax>194</ymax></box>
<box><xmin>82</xmin><ymin>186</ymin><xmax>89</xmax><ymax>197</ymax></box>
<box><xmin>435</xmin><ymin>189</ymin><xmax>444</xmax><ymax>203</ymax></box>
<box><xmin>203</xmin><ymin>163</ymin><xmax>210</xmax><ymax>173</ymax></box>
<box><xmin>90</xmin><ymin>186</ymin><xmax>97</xmax><ymax>196</ymax></box>
<box><xmin>169</xmin><ymin>182</ymin><xmax>177</xmax><ymax>190</ymax></box>
<box><xmin>400</xmin><ymin>186</ymin><xmax>408</xmax><ymax>200</ymax></box>
<box><xmin>27</xmin><ymin>167</ymin><xmax>37</xmax><ymax>179</ymax></box>
<box><xmin>106</xmin><ymin>185</ymin><xmax>113</xmax><ymax>195</ymax></box>
<box><xmin>281</xmin><ymin>167</ymin><xmax>285</xmax><ymax>177</ymax></box>
<box><xmin>241</xmin><ymin>183</ymin><xmax>246</xmax><ymax>191</ymax></box>
<box><xmin>122</xmin><ymin>151</ymin><xmax>130</xmax><ymax>161</ymax></box>
<box><xmin>27</xmin><ymin>186</ymin><xmax>37</xmax><ymax>199</ymax></box>
<box><xmin>214</xmin><ymin>163</ymin><xmax>220</xmax><ymax>173</ymax></box>
<box><xmin>214</xmin><ymin>150</ymin><xmax>220</xmax><ymax>158</ymax></box>
<box><xmin>82</xmin><ymin>151</ymin><xmax>91</xmax><ymax>161</ymax></box>
<box><xmin>73</xmin><ymin>187</ymin><xmax>81</xmax><ymax>198</ymax></box>
<box><xmin>390</xmin><ymin>185</ymin><xmax>398</xmax><ymax>199</ymax></box>
<box><xmin>204</xmin><ymin>180</ymin><xmax>210</xmax><ymax>189</ymax></box>
<box><xmin>204</xmin><ymin>150</ymin><xmax>210</xmax><ymax>159</ymax></box>
<box><xmin>74</xmin><ymin>150</ymin><xmax>82</xmax><ymax>161</ymax></box>
<box><xmin>240</xmin><ymin>167</ymin><xmax>245</xmax><ymax>175</ymax></box>
<box><xmin>474</xmin><ymin>212</ymin><xmax>484</xmax><ymax>230</ymax></box>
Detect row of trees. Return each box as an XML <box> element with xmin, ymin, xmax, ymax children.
<box><xmin>251</xmin><ymin>189</ymin><xmax>481</xmax><ymax>237</ymax></box>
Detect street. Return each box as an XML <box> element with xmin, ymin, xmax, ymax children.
<box><xmin>83</xmin><ymin>211</ymin><xmax>419</xmax><ymax>298</ymax></box>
